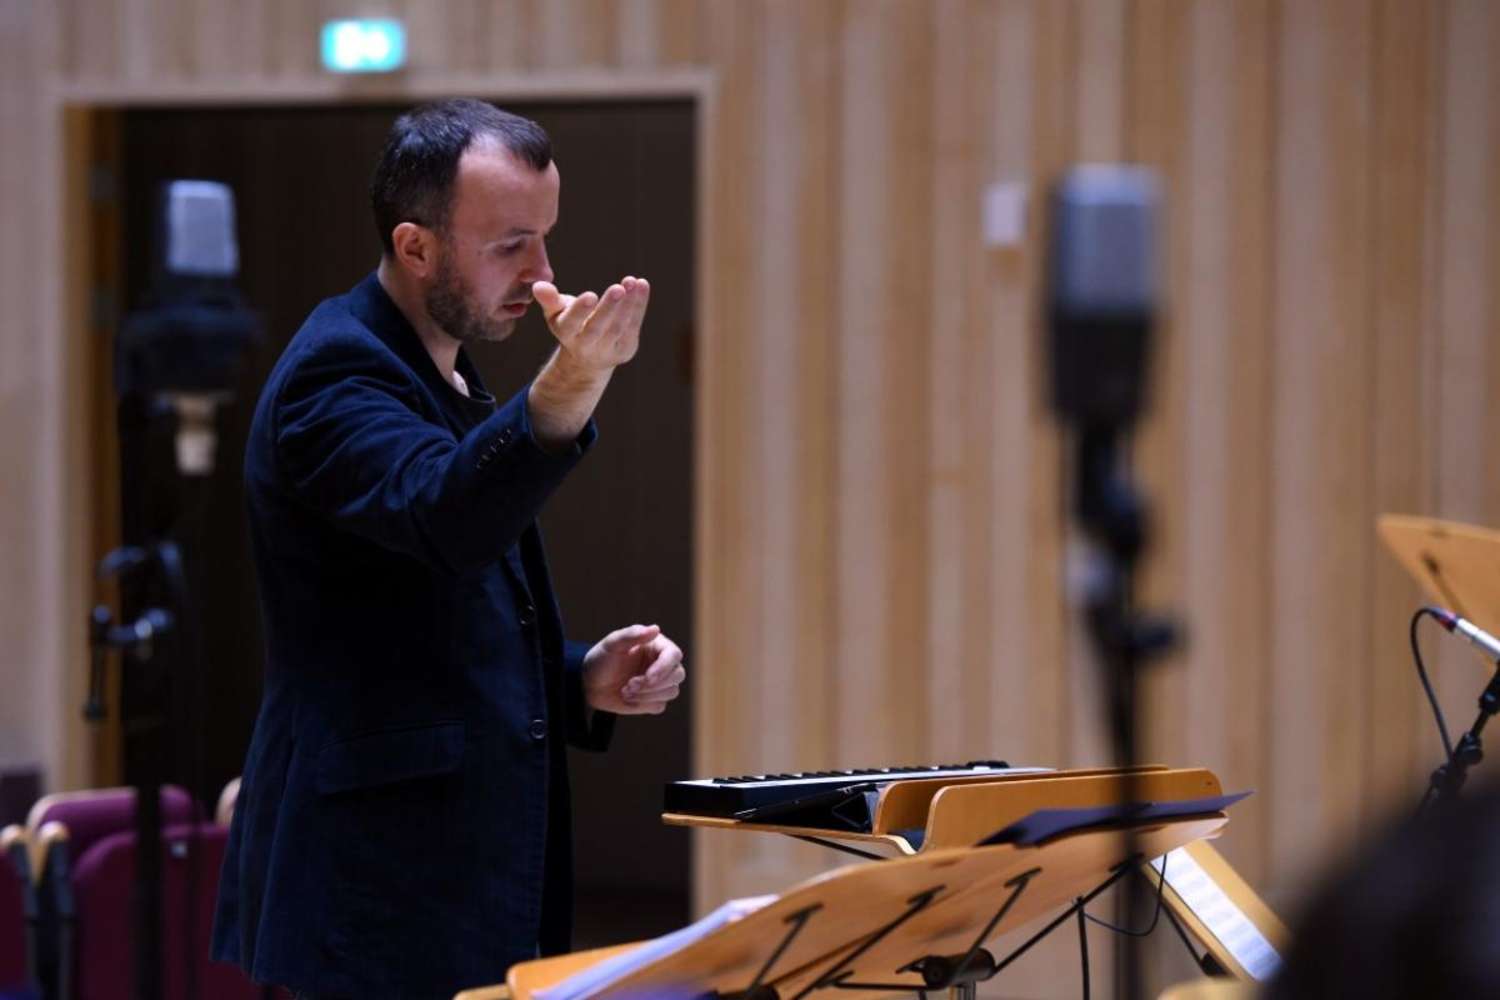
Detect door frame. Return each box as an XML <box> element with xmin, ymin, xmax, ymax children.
<box><xmin>58</xmin><ymin>70</ymin><xmax>719</xmax><ymax>799</ymax></box>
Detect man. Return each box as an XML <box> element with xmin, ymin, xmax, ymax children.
<box><xmin>212</xmin><ymin>99</ymin><xmax>685</xmax><ymax>999</ymax></box>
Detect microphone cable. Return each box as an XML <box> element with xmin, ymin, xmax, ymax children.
<box><xmin>1072</xmin><ymin>852</ymin><xmax>1171</xmax><ymax>998</ymax></box>
<box><xmin>1080</xmin><ymin>853</ymin><xmax>1169</xmax><ymax>938</ymax></box>
<box><xmin>1410</xmin><ymin>606</ymin><xmax>1456</xmax><ymax>766</ymax></box>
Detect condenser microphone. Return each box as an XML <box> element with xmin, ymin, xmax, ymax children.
<box><xmin>1428</xmin><ymin>606</ymin><xmax>1500</xmax><ymax>662</ymax></box>
<box><xmin>117</xmin><ymin>180</ymin><xmax>260</xmax><ymax>475</ymax></box>
<box><xmin>1047</xmin><ymin>164</ymin><xmax>1162</xmax><ymax>429</ymax></box>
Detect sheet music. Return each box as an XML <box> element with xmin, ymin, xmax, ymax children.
<box><xmin>1149</xmin><ymin>848</ymin><xmax>1282</xmax><ymax>981</ymax></box>
<box><xmin>535</xmin><ymin>894</ymin><xmax>778</xmax><ymax>1000</ymax></box>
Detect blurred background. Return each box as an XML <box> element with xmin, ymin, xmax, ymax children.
<box><xmin>1</xmin><ymin>0</ymin><xmax>1498</xmax><ymax>996</ymax></box>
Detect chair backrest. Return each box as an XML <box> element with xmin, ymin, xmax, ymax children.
<box><xmin>0</xmin><ymin>826</ymin><xmax>31</xmax><ymax>993</ymax></box>
<box><xmin>27</xmin><ymin>787</ymin><xmax>199</xmax><ymax>1000</ymax></box>
<box><xmin>27</xmin><ymin>787</ymin><xmax>197</xmax><ymax>866</ymax></box>
<box><xmin>71</xmin><ymin>822</ymin><xmax>262</xmax><ymax>1000</ymax></box>
<box><xmin>214</xmin><ymin>778</ymin><xmax>240</xmax><ymax>827</ymax></box>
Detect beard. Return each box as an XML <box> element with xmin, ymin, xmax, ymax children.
<box><xmin>424</xmin><ymin>250</ymin><xmax>519</xmax><ymax>345</ymax></box>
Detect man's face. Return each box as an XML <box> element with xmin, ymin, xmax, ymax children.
<box><xmin>424</xmin><ymin>141</ymin><xmax>559</xmax><ymax>344</ymax></box>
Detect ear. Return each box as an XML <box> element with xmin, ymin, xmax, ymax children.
<box><xmin>390</xmin><ymin>222</ymin><xmax>439</xmax><ymax>279</ymax></box>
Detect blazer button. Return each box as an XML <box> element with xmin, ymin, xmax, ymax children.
<box><xmin>529</xmin><ymin>718</ymin><xmax>548</xmax><ymax>741</ymax></box>
<box><xmin>518</xmin><ymin>603</ymin><xmax>536</xmax><ymax>628</ymax></box>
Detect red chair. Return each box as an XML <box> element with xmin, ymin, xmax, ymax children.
<box><xmin>26</xmin><ymin>786</ymin><xmax>197</xmax><ymax>858</ymax></box>
<box><xmin>0</xmin><ymin>824</ymin><xmax>37</xmax><ymax>998</ymax></box>
<box><xmin>28</xmin><ymin>786</ymin><xmax>265</xmax><ymax>999</ymax></box>
<box><xmin>70</xmin><ymin>823</ymin><xmax>263</xmax><ymax>1000</ymax></box>
<box><xmin>215</xmin><ymin>778</ymin><xmax>240</xmax><ymax>827</ymax></box>
<box><xmin>28</xmin><ymin>786</ymin><xmax>197</xmax><ymax>1000</ymax></box>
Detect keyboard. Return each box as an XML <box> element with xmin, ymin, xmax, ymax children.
<box><xmin>664</xmin><ymin>761</ymin><xmax>1043</xmax><ymax>820</ymax></box>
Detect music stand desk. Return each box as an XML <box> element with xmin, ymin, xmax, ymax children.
<box><xmin>665</xmin><ymin>767</ymin><xmax>1285</xmax><ymax>986</ymax></box>
<box><xmin>1380</xmin><ymin>513</ymin><xmax>1500</xmax><ymax>667</ymax></box>
<box><xmin>1151</xmin><ymin>840</ymin><xmax>1289</xmax><ymax>981</ymax></box>
<box><xmin>501</xmin><ymin>813</ymin><xmax>1229</xmax><ymax>1000</ymax></box>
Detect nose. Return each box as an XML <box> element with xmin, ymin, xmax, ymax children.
<box><xmin>524</xmin><ymin>241</ymin><xmax>554</xmax><ymax>285</ymax></box>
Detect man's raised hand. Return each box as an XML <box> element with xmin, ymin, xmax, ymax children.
<box><xmin>532</xmin><ymin>276</ymin><xmax>650</xmax><ymax>373</ymax></box>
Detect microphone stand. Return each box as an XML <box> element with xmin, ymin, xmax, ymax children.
<box><xmin>1422</xmin><ymin>659</ymin><xmax>1500</xmax><ymax>810</ymax></box>
<box><xmin>86</xmin><ymin>542</ymin><xmax>185</xmax><ymax>1000</ymax></box>
<box><xmin>1072</xmin><ymin>424</ymin><xmax>1178</xmax><ymax>1000</ymax></box>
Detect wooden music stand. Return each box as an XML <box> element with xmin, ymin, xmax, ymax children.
<box><xmin>663</xmin><ymin>767</ymin><xmax>1284</xmax><ymax>986</ymax></box>
<box><xmin>498</xmin><ymin>811</ymin><xmax>1230</xmax><ymax>1000</ymax></box>
<box><xmin>1379</xmin><ymin>514</ymin><xmax>1500</xmax><ymax>665</ymax></box>
<box><xmin>1145</xmin><ymin>840</ymin><xmax>1287</xmax><ymax>981</ymax></box>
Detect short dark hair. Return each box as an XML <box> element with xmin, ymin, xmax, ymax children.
<box><xmin>369</xmin><ymin>98</ymin><xmax>552</xmax><ymax>255</ymax></box>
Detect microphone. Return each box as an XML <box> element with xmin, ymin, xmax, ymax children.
<box><xmin>117</xmin><ymin>180</ymin><xmax>260</xmax><ymax>475</ymax></box>
<box><xmin>1047</xmin><ymin>164</ymin><xmax>1162</xmax><ymax>430</ymax></box>
<box><xmin>1428</xmin><ymin>606</ymin><xmax>1500</xmax><ymax>662</ymax></box>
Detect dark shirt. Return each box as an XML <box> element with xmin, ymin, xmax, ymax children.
<box><xmin>212</xmin><ymin>273</ymin><xmax>612</xmax><ymax>999</ymax></box>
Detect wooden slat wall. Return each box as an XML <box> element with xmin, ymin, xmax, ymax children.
<box><xmin>0</xmin><ymin>0</ymin><xmax>96</xmax><ymax>805</ymax></box>
<box><xmin>5</xmin><ymin>0</ymin><xmax>1500</xmax><ymax>989</ymax></box>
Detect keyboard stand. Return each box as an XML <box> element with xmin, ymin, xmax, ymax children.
<box><xmin>663</xmin><ymin>764</ymin><xmax>1216</xmax><ymax>856</ymax></box>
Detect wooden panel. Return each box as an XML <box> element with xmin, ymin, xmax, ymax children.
<box><xmin>833</xmin><ymin>1</ymin><xmax>936</xmax><ymax>772</ymax></box>
<box><xmin>1129</xmin><ymin>0</ymin><xmax>1192</xmax><ymax>794</ymax></box>
<box><xmin>535</xmin><ymin>0</ymin><xmax>617</xmax><ymax>69</ymax></box>
<box><xmin>1363</xmin><ymin>0</ymin><xmax>1443</xmax><ymax>813</ymax></box>
<box><xmin>1024</xmin><ymin>0</ymin><xmax>1080</xmax><ymax>778</ymax></box>
<box><xmin>1177</xmin><ymin>0</ymin><xmax>1278</xmax><ymax>890</ymax></box>
<box><xmin>925</xmin><ymin>0</ymin><xmax>974</xmax><ymax>766</ymax></box>
<box><xmin>694</xmin><ymin>0</ymin><xmax>759</xmax><ymax>899</ymax></box>
<box><xmin>783</xmin><ymin>1</ymin><xmax>839</xmax><ymax>832</ymax></box>
<box><xmin>0</xmin><ymin>0</ymin><xmax>53</xmax><ymax>772</ymax></box>
<box><xmin>983</xmin><ymin>0</ymin><xmax>1048</xmax><ymax>770</ymax></box>
<box><xmin>1267</xmin><ymin>0</ymin><xmax>1377</xmax><ymax>885</ymax></box>
<box><xmin>1432</xmin><ymin>0</ymin><xmax>1500</xmax><ymax>710</ymax></box>
<box><xmin>1488</xmin><ymin>4</ymin><xmax>1500</xmax><ymax>530</ymax></box>
<box><xmin>3</xmin><ymin>4</ymin><xmax>1500</xmax><ymax>990</ymax></box>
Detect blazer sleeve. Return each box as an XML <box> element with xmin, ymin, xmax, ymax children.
<box><xmin>564</xmin><ymin>638</ymin><xmax>615</xmax><ymax>751</ymax></box>
<box><xmin>272</xmin><ymin>335</ymin><xmax>595</xmax><ymax>575</ymax></box>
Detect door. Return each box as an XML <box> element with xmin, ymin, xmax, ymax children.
<box><xmin>112</xmin><ymin>98</ymin><xmax>695</xmax><ymax>943</ymax></box>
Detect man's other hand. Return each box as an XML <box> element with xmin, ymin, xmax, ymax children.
<box><xmin>582</xmin><ymin>623</ymin><xmax>685</xmax><ymax>715</ymax></box>
<box><xmin>533</xmin><ymin>276</ymin><xmax>650</xmax><ymax>373</ymax></box>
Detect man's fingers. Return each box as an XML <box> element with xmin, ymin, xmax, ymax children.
<box><xmin>622</xmin><ymin>650</ymin><xmax>683</xmax><ymax>706</ymax></box>
<box><xmin>539</xmin><ymin>276</ymin><xmax>650</xmax><ymax>370</ymax></box>
<box><xmin>615</xmin><ymin>692</ymin><xmax>675</xmax><ymax>716</ymax></box>
<box><xmin>622</xmin><ymin>277</ymin><xmax>650</xmax><ymax>331</ymax></box>
<box><xmin>556</xmin><ymin>290</ymin><xmax>599</xmax><ymax>333</ymax></box>
<box><xmin>532</xmin><ymin>281</ymin><xmax>565</xmax><ymax>318</ymax></box>
<box><xmin>606</xmin><ymin>278</ymin><xmax>648</xmax><ymax>360</ymax></box>
<box><xmin>579</xmin><ymin>284</ymin><xmax>627</xmax><ymax>340</ymax></box>
<box><xmin>603</xmin><ymin>623</ymin><xmax>660</xmax><ymax>651</ymax></box>
<box><xmin>535</xmin><ymin>281</ymin><xmax>605</xmax><ymax>335</ymax></box>
<box><xmin>627</xmin><ymin>692</ymin><xmax>681</xmax><ymax>716</ymax></box>
<box><xmin>638</xmin><ymin>659</ymin><xmax>685</xmax><ymax>691</ymax></box>
<box><xmin>630</xmin><ymin>668</ymin><xmax>684</xmax><ymax>701</ymax></box>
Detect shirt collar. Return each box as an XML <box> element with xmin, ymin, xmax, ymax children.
<box><xmin>348</xmin><ymin>271</ymin><xmax>496</xmax><ymax>416</ymax></box>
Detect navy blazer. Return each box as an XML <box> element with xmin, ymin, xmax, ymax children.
<box><xmin>212</xmin><ymin>273</ymin><xmax>613</xmax><ymax>999</ymax></box>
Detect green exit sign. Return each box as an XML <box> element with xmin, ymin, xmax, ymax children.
<box><xmin>321</xmin><ymin>19</ymin><xmax>407</xmax><ymax>73</ymax></box>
